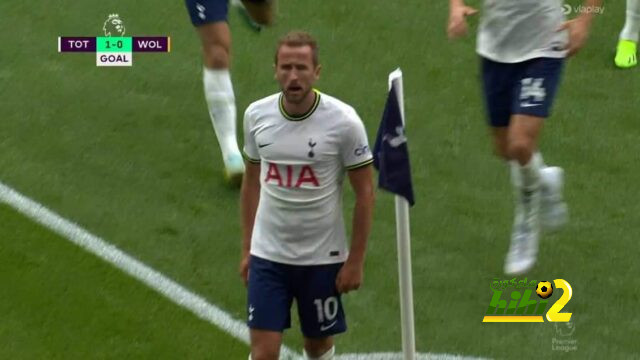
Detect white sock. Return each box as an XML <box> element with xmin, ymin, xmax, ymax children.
<box><xmin>203</xmin><ymin>67</ymin><xmax>241</xmax><ymax>163</ymax></box>
<box><xmin>535</xmin><ymin>151</ymin><xmax>546</xmax><ymax>169</ymax></box>
<box><xmin>620</xmin><ymin>0</ymin><xmax>640</xmax><ymax>42</ymax></box>
<box><xmin>510</xmin><ymin>153</ymin><xmax>542</xmax><ymax>191</ymax></box>
<box><xmin>304</xmin><ymin>346</ymin><xmax>335</xmax><ymax>360</ymax></box>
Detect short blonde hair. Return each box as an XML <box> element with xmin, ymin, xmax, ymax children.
<box><xmin>275</xmin><ymin>31</ymin><xmax>319</xmax><ymax>66</ymax></box>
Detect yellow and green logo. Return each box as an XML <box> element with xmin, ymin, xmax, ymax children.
<box><xmin>482</xmin><ymin>278</ymin><xmax>573</xmax><ymax>323</ymax></box>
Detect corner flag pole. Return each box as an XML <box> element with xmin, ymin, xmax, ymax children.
<box><xmin>389</xmin><ymin>68</ymin><xmax>416</xmax><ymax>360</ymax></box>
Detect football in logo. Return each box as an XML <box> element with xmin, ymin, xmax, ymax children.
<box><xmin>536</xmin><ymin>281</ymin><xmax>553</xmax><ymax>299</ymax></box>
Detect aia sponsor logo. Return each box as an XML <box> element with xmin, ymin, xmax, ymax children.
<box><xmin>265</xmin><ymin>162</ymin><xmax>319</xmax><ymax>188</ymax></box>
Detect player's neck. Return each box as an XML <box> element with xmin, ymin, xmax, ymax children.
<box><xmin>282</xmin><ymin>90</ymin><xmax>317</xmax><ymax>117</ymax></box>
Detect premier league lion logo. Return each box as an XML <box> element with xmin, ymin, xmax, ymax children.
<box><xmin>103</xmin><ymin>14</ymin><xmax>126</xmax><ymax>37</ymax></box>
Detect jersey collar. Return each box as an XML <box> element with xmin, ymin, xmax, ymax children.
<box><xmin>279</xmin><ymin>89</ymin><xmax>321</xmax><ymax>121</ymax></box>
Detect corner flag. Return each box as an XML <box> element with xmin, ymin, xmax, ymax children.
<box><xmin>373</xmin><ymin>73</ymin><xmax>415</xmax><ymax>206</ymax></box>
<box><xmin>374</xmin><ymin>69</ymin><xmax>416</xmax><ymax>360</ymax></box>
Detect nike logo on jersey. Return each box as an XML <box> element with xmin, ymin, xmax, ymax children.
<box><xmin>520</xmin><ymin>103</ymin><xmax>541</xmax><ymax>108</ymax></box>
<box><xmin>258</xmin><ymin>143</ymin><xmax>273</xmax><ymax>148</ymax></box>
<box><xmin>320</xmin><ymin>320</ymin><xmax>337</xmax><ymax>332</ymax></box>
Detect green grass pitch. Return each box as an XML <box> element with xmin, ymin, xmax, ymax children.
<box><xmin>0</xmin><ymin>0</ymin><xmax>638</xmax><ymax>358</ymax></box>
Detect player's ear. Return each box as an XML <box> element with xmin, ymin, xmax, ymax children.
<box><xmin>273</xmin><ymin>63</ymin><xmax>277</xmax><ymax>79</ymax></box>
<box><xmin>314</xmin><ymin>64</ymin><xmax>322</xmax><ymax>80</ymax></box>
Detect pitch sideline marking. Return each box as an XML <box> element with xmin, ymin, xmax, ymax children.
<box><xmin>0</xmin><ymin>180</ymin><xmax>487</xmax><ymax>360</ymax></box>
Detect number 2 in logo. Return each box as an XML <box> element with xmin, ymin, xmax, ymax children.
<box><xmin>546</xmin><ymin>279</ymin><xmax>573</xmax><ymax>322</ymax></box>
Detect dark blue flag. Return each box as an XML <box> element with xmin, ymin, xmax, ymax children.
<box><xmin>373</xmin><ymin>84</ymin><xmax>415</xmax><ymax>206</ymax></box>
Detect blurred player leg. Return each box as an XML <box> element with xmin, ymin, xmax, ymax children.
<box><xmin>241</xmin><ymin>0</ymin><xmax>276</xmax><ymax>26</ymax></box>
<box><xmin>229</xmin><ymin>0</ymin><xmax>272</xmax><ymax>31</ymax></box>
<box><xmin>490</xmin><ymin>127</ymin><xmax>509</xmax><ymax>160</ymax></box>
<box><xmin>185</xmin><ymin>0</ymin><xmax>244</xmax><ymax>185</ymax></box>
<box><xmin>494</xmin><ymin>128</ymin><xmax>567</xmax><ymax>233</ymax></box>
<box><xmin>303</xmin><ymin>337</ymin><xmax>335</xmax><ymax>360</ymax></box>
<box><xmin>197</xmin><ymin>22</ymin><xmax>245</xmax><ymax>185</ymax></box>
<box><xmin>249</xmin><ymin>329</ymin><xmax>282</xmax><ymax>360</ymax></box>
<box><xmin>504</xmin><ymin>115</ymin><xmax>543</xmax><ymax>275</ymax></box>
<box><xmin>540</xmin><ymin>165</ymin><xmax>569</xmax><ymax>232</ymax></box>
<box><xmin>615</xmin><ymin>0</ymin><xmax>640</xmax><ymax>68</ymax></box>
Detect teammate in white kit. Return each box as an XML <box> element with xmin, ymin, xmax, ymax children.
<box><xmin>240</xmin><ymin>31</ymin><xmax>375</xmax><ymax>360</ymax></box>
<box><xmin>448</xmin><ymin>0</ymin><xmax>601</xmax><ymax>275</ymax></box>
<box><xmin>184</xmin><ymin>0</ymin><xmax>276</xmax><ymax>186</ymax></box>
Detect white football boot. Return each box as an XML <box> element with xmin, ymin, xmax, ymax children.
<box><xmin>504</xmin><ymin>186</ymin><xmax>541</xmax><ymax>275</ymax></box>
<box><xmin>540</xmin><ymin>166</ymin><xmax>568</xmax><ymax>232</ymax></box>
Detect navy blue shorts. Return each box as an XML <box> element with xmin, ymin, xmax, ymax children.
<box><xmin>481</xmin><ymin>57</ymin><xmax>564</xmax><ymax>127</ymax></box>
<box><xmin>185</xmin><ymin>0</ymin><xmax>228</xmax><ymax>26</ymax></box>
<box><xmin>247</xmin><ymin>255</ymin><xmax>347</xmax><ymax>338</ymax></box>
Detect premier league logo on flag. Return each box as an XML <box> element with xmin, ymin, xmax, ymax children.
<box><xmin>373</xmin><ymin>78</ymin><xmax>415</xmax><ymax>206</ymax></box>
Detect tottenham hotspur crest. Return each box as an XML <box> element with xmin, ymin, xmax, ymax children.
<box><xmin>103</xmin><ymin>14</ymin><xmax>126</xmax><ymax>37</ymax></box>
<box><xmin>383</xmin><ymin>126</ymin><xmax>407</xmax><ymax>148</ymax></box>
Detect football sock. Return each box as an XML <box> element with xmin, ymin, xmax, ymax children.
<box><xmin>511</xmin><ymin>152</ymin><xmax>542</xmax><ymax>191</ymax></box>
<box><xmin>620</xmin><ymin>0</ymin><xmax>640</xmax><ymax>42</ymax></box>
<box><xmin>535</xmin><ymin>151</ymin><xmax>546</xmax><ymax>169</ymax></box>
<box><xmin>304</xmin><ymin>346</ymin><xmax>335</xmax><ymax>360</ymax></box>
<box><xmin>203</xmin><ymin>67</ymin><xmax>241</xmax><ymax>164</ymax></box>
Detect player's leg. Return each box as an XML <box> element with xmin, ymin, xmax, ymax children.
<box><xmin>246</xmin><ymin>256</ymin><xmax>293</xmax><ymax>360</ymax></box>
<box><xmin>504</xmin><ymin>114</ymin><xmax>544</xmax><ymax>275</ymax></box>
<box><xmin>482</xmin><ymin>57</ymin><xmax>533</xmax><ymax>274</ymax></box>
<box><xmin>616</xmin><ymin>0</ymin><xmax>640</xmax><ymax>68</ymax></box>
<box><xmin>514</xmin><ymin>58</ymin><xmax>569</xmax><ymax>234</ymax></box>
<box><xmin>295</xmin><ymin>263</ymin><xmax>346</xmax><ymax>360</ymax></box>
<box><xmin>491</xmin><ymin>127</ymin><xmax>509</xmax><ymax>160</ymax></box>
<box><xmin>482</xmin><ymin>57</ymin><xmax>515</xmax><ymax>160</ymax></box>
<box><xmin>249</xmin><ymin>329</ymin><xmax>283</xmax><ymax>360</ymax></box>
<box><xmin>240</xmin><ymin>0</ymin><xmax>276</xmax><ymax>26</ymax></box>
<box><xmin>504</xmin><ymin>57</ymin><xmax>567</xmax><ymax>274</ymax></box>
<box><xmin>303</xmin><ymin>337</ymin><xmax>335</xmax><ymax>359</ymax></box>
<box><xmin>185</xmin><ymin>0</ymin><xmax>245</xmax><ymax>185</ymax></box>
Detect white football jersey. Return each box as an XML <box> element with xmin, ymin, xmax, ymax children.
<box><xmin>477</xmin><ymin>0</ymin><xmax>568</xmax><ymax>63</ymax></box>
<box><xmin>243</xmin><ymin>90</ymin><xmax>373</xmax><ymax>266</ymax></box>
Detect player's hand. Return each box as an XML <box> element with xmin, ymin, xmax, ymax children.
<box><xmin>557</xmin><ymin>16</ymin><xmax>592</xmax><ymax>57</ymax></box>
<box><xmin>447</xmin><ymin>4</ymin><xmax>478</xmax><ymax>40</ymax></box>
<box><xmin>239</xmin><ymin>255</ymin><xmax>250</xmax><ymax>287</ymax></box>
<box><xmin>336</xmin><ymin>259</ymin><xmax>364</xmax><ymax>294</ymax></box>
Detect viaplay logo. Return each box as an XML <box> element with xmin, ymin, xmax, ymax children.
<box><xmin>482</xmin><ymin>278</ymin><xmax>573</xmax><ymax>323</ymax></box>
<box><xmin>562</xmin><ymin>3</ymin><xmax>605</xmax><ymax>15</ymax></box>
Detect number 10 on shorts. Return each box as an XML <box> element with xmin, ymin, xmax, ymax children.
<box><xmin>314</xmin><ymin>297</ymin><xmax>338</xmax><ymax>323</ymax></box>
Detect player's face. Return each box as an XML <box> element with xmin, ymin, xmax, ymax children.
<box><xmin>275</xmin><ymin>45</ymin><xmax>320</xmax><ymax>104</ymax></box>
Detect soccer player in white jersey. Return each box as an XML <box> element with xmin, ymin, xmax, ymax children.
<box><xmin>240</xmin><ymin>31</ymin><xmax>375</xmax><ymax>360</ymax></box>
<box><xmin>184</xmin><ymin>0</ymin><xmax>276</xmax><ymax>186</ymax></box>
<box><xmin>615</xmin><ymin>0</ymin><xmax>640</xmax><ymax>68</ymax></box>
<box><xmin>448</xmin><ymin>0</ymin><xmax>600</xmax><ymax>275</ymax></box>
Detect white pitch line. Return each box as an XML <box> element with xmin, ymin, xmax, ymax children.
<box><xmin>0</xmin><ymin>180</ymin><xmax>487</xmax><ymax>360</ymax></box>
<box><xmin>335</xmin><ymin>353</ymin><xmax>487</xmax><ymax>360</ymax></box>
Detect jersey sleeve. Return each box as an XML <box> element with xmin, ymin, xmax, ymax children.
<box><xmin>242</xmin><ymin>105</ymin><xmax>261</xmax><ymax>164</ymax></box>
<box><xmin>340</xmin><ymin>110</ymin><xmax>373</xmax><ymax>170</ymax></box>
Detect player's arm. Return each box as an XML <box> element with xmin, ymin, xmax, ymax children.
<box><xmin>336</xmin><ymin>164</ymin><xmax>375</xmax><ymax>294</ymax></box>
<box><xmin>239</xmin><ymin>105</ymin><xmax>261</xmax><ymax>286</ymax></box>
<box><xmin>240</xmin><ymin>161</ymin><xmax>261</xmax><ymax>286</ymax></box>
<box><xmin>559</xmin><ymin>0</ymin><xmax>602</xmax><ymax>56</ymax></box>
<box><xmin>447</xmin><ymin>0</ymin><xmax>478</xmax><ymax>39</ymax></box>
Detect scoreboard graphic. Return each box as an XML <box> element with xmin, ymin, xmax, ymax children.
<box><xmin>58</xmin><ymin>14</ymin><xmax>170</xmax><ymax>67</ymax></box>
<box><xmin>58</xmin><ymin>36</ymin><xmax>170</xmax><ymax>66</ymax></box>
